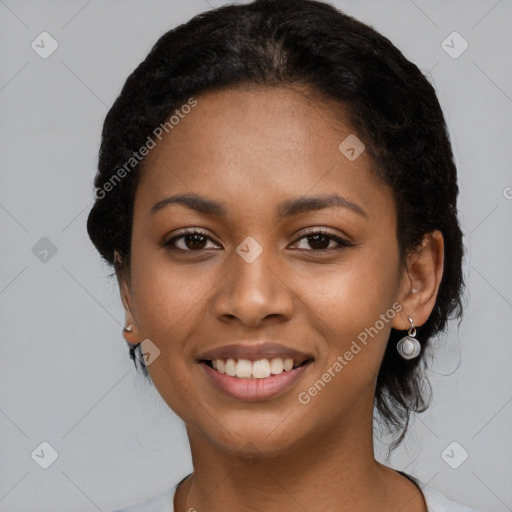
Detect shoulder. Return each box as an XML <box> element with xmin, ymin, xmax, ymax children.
<box><xmin>415</xmin><ymin>479</ymin><xmax>479</xmax><ymax>512</ymax></box>
<box><xmin>109</xmin><ymin>486</ymin><xmax>175</xmax><ymax>512</ymax></box>
<box><xmin>110</xmin><ymin>473</ymin><xmax>191</xmax><ymax>512</ymax></box>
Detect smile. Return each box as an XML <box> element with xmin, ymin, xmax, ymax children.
<box><xmin>200</xmin><ymin>358</ymin><xmax>313</xmax><ymax>401</ymax></box>
<box><xmin>203</xmin><ymin>357</ymin><xmax>310</xmax><ymax>378</ymax></box>
<box><xmin>197</xmin><ymin>342</ymin><xmax>314</xmax><ymax>401</ymax></box>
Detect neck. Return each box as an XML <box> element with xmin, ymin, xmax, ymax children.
<box><xmin>174</xmin><ymin>397</ymin><xmax>424</xmax><ymax>511</ymax></box>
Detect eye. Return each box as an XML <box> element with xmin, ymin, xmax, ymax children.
<box><xmin>163</xmin><ymin>228</ymin><xmax>353</xmax><ymax>253</ymax></box>
<box><xmin>163</xmin><ymin>229</ymin><xmax>221</xmax><ymax>252</ymax></box>
<box><xmin>292</xmin><ymin>229</ymin><xmax>353</xmax><ymax>252</ymax></box>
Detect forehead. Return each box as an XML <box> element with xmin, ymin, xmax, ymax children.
<box><xmin>147</xmin><ymin>86</ymin><xmax>353</xmax><ymax>164</ymax></box>
<box><xmin>135</xmin><ymin>86</ymin><xmax>391</xmax><ymax>222</ymax></box>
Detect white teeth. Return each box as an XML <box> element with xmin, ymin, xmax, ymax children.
<box><xmin>270</xmin><ymin>358</ymin><xmax>283</xmax><ymax>374</ymax></box>
<box><xmin>252</xmin><ymin>359</ymin><xmax>271</xmax><ymax>378</ymax></box>
<box><xmin>225</xmin><ymin>358</ymin><xmax>237</xmax><ymax>377</ymax></box>
<box><xmin>216</xmin><ymin>359</ymin><xmax>226</xmax><ymax>374</ymax></box>
<box><xmin>235</xmin><ymin>359</ymin><xmax>252</xmax><ymax>378</ymax></box>
<box><xmin>211</xmin><ymin>357</ymin><xmax>304</xmax><ymax>379</ymax></box>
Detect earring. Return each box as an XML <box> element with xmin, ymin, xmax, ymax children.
<box><xmin>123</xmin><ymin>325</ymin><xmax>134</xmax><ymax>333</ymax></box>
<box><xmin>396</xmin><ymin>316</ymin><xmax>421</xmax><ymax>360</ymax></box>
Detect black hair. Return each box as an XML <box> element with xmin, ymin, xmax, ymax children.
<box><xmin>87</xmin><ymin>0</ymin><xmax>464</xmax><ymax>449</ymax></box>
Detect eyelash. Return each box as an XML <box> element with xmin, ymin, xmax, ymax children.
<box><xmin>163</xmin><ymin>228</ymin><xmax>353</xmax><ymax>253</ymax></box>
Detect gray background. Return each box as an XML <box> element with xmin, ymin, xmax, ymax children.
<box><xmin>1</xmin><ymin>0</ymin><xmax>511</xmax><ymax>510</ymax></box>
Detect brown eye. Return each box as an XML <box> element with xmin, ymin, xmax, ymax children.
<box><xmin>293</xmin><ymin>229</ymin><xmax>353</xmax><ymax>252</ymax></box>
<box><xmin>307</xmin><ymin>233</ymin><xmax>331</xmax><ymax>250</ymax></box>
<box><xmin>181</xmin><ymin>233</ymin><xmax>208</xmax><ymax>250</ymax></box>
<box><xmin>164</xmin><ymin>230</ymin><xmax>220</xmax><ymax>251</ymax></box>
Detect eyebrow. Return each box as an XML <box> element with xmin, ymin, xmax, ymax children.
<box><xmin>150</xmin><ymin>193</ymin><xmax>368</xmax><ymax>219</ymax></box>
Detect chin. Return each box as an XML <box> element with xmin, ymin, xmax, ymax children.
<box><xmin>194</xmin><ymin>413</ymin><xmax>312</xmax><ymax>459</ymax></box>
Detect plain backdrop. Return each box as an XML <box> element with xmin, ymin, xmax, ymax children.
<box><xmin>1</xmin><ymin>0</ymin><xmax>511</xmax><ymax>511</ymax></box>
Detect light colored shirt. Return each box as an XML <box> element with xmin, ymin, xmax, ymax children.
<box><xmin>111</xmin><ymin>473</ymin><xmax>478</xmax><ymax>512</ymax></box>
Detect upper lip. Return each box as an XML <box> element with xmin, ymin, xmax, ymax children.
<box><xmin>197</xmin><ymin>342</ymin><xmax>314</xmax><ymax>365</ymax></box>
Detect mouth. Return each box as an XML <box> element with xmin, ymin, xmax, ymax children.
<box><xmin>197</xmin><ymin>343</ymin><xmax>314</xmax><ymax>401</ymax></box>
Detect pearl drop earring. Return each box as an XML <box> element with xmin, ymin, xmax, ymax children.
<box><xmin>396</xmin><ymin>316</ymin><xmax>421</xmax><ymax>360</ymax></box>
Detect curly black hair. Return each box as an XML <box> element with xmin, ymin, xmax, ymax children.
<box><xmin>87</xmin><ymin>0</ymin><xmax>464</xmax><ymax>449</ymax></box>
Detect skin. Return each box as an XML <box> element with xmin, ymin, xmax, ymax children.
<box><xmin>118</xmin><ymin>86</ymin><xmax>444</xmax><ymax>512</ymax></box>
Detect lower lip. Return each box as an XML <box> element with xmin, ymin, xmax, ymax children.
<box><xmin>199</xmin><ymin>361</ymin><xmax>312</xmax><ymax>401</ymax></box>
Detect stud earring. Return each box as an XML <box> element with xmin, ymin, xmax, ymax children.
<box><xmin>123</xmin><ymin>325</ymin><xmax>134</xmax><ymax>333</ymax></box>
<box><xmin>396</xmin><ymin>316</ymin><xmax>421</xmax><ymax>360</ymax></box>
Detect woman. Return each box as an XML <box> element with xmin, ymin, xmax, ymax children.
<box><xmin>87</xmin><ymin>0</ymin><xmax>476</xmax><ymax>510</ymax></box>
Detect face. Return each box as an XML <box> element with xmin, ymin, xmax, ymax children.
<box><xmin>122</xmin><ymin>87</ymin><xmax>409</xmax><ymax>456</ymax></box>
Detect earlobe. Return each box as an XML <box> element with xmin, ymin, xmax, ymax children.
<box><xmin>122</xmin><ymin>315</ymin><xmax>139</xmax><ymax>345</ymax></box>
<box><xmin>114</xmin><ymin>250</ymin><xmax>139</xmax><ymax>345</ymax></box>
<box><xmin>392</xmin><ymin>230</ymin><xmax>444</xmax><ymax>330</ymax></box>
<box><xmin>121</xmin><ymin>302</ymin><xmax>140</xmax><ymax>346</ymax></box>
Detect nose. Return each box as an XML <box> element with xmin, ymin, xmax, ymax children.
<box><xmin>213</xmin><ymin>244</ymin><xmax>295</xmax><ymax>328</ymax></box>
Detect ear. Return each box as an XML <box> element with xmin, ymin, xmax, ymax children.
<box><xmin>114</xmin><ymin>251</ymin><xmax>139</xmax><ymax>346</ymax></box>
<box><xmin>392</xmin><ymin>230</ymin><xmax>444</xmax><ymax>330</ymax></box>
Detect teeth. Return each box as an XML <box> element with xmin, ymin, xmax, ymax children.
<box><xmin>225</xmin><ymin>358</ymin><xmax>237</xmax><ymax>377</ymax></box>
<box><xmin>270</xmin><ymin>358</ymin><xmax>283</xmax><ymax>374</ymax></box>
<box><xmin>211</xmin><ymin>357</ymin><xmax>298</xmax><ymax>379</ymax></box>
<box><xmin>252</xmin><ymin>359</ymin><xmax>271</xmax><ymax>378</ymax></box>
<box><xmin>235</xmin><ymin>359</ymin><xmax>252</xmax><ymax>378</ymax></box>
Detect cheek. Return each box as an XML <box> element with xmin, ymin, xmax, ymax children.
<box><xmin>130</xmin><ymin>247</ymin><xmax>209</xmax><ymax>335</ymax></box>
<box><xmin>128</xmin><ymin>251</ymin><xmax>207</xmax><ymax>416</ymax></box>
<box><xmin>127</xmin><ymin>250</ymin><xmax>198</xmax><ymax>383</ymax></box>
<box><xmin>306</xmin><ymin>248</ymin><xmax>400</xmax><ymax>336</ymax></box>
<box><xmin>300</xmin><ymin>248</ymin><xmax>401</xmax><ymax>389</ymax></box>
